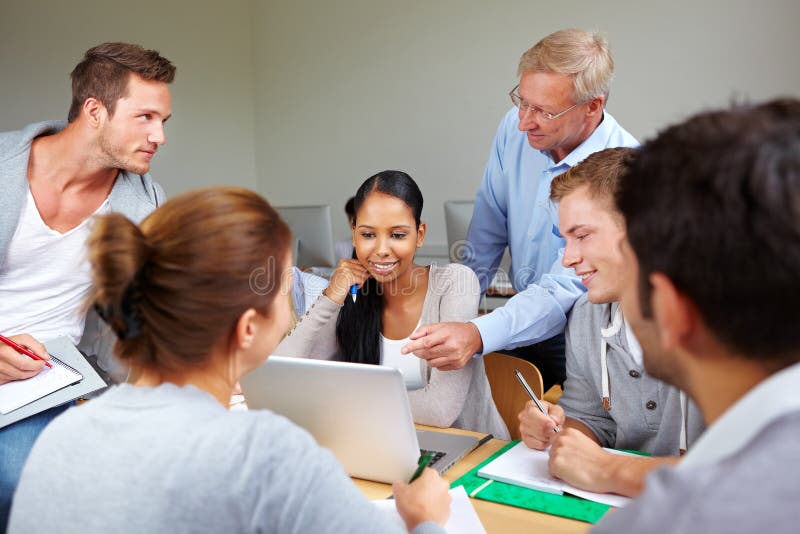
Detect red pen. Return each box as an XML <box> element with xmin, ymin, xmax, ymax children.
<box><xmin>0</xmin><ymin>334</ymin><xmax>52</xmax><ymax>369</ymax></box>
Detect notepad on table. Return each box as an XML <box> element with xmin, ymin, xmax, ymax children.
<box><xmin>0</xmin><ymin>357</ymin><xmax>83</xmax><ymax>414</ymax></box>
<box><xmin>373</xmin><ymin>485</ymin><xmax>486</xmax><ymax>534</ymax></box>
<box><xmin>476</xmin><ymin>441</ymin><xmax>632</xmax><ymax>508</ymax></box>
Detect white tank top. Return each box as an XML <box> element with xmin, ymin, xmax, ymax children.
<box><xmin>0</xmin><ymin>188</ymin><xmax>109</xmax><ymax>344</ymax></box>
<box><xmin>380</xmin><ymin>331</ymin><xmax>425</xmax><ymax>390</ymax></box>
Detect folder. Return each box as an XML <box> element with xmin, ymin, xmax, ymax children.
<box><xmin>451</xmin><ymin>441</ymin><xmax>612</xmax><ymax>524</ymax></box>
<box><xmin>0</xmin><ymin>336</ymin><xmax>108</xmax><ymax>430</ymax></box>
<box><xmin>476</xmin><ymin>441</ymin><xmax>632</xmax><ymax>508</ymax></box>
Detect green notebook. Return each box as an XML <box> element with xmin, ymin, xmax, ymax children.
<box><xmin>450</xmin><ymin>441</ymin><xmax>612</xmax><ymax>524</ymax></box>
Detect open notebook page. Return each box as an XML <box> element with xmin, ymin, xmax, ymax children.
<box><xmin>477</xmin><ymin>441</ymin><xmax>632</xmax><ymax>508</ymax></box>
<box><xmin>0</xmin><ymin>358</ymin><xmax>82</xmax><ymax>414</ymax></box>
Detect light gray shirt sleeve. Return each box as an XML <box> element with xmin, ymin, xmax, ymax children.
<box><xmin>592</xmin><ymin>414</ymin><xmax>800</xmax><ymax>534</ymax></box>
<box><xmin>257</xmin><ymin>424</ymin><xmax>440</xmax><ymax>534</ymax></box>
<box><xmin>274</xmin><ymin>294</ymin><xmax>343</xmax><ymax>359</ymax></box>
<box><xmin>8</xmin><ymin>384</ymin><xmax>446</xmax><ymax>534</ymax></box>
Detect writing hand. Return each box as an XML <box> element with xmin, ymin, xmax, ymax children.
<box><xmin>519</xmin><ymin>400</ymin><xmax>565</xmax><ymax>450</ymax></box>
<box><xmin>0</xmin><ymin>333</ymin><xmax>50</xmax><ymax>384</ymax></box>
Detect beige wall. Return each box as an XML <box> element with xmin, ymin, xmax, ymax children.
<box><xmin>251</xmin><ymin>0</ymin><xmax>800</xmax><ymax>248</ymax></box>
<box><xmin>0</xmin><ymin>0</ymin><xmax>258</xmax><ymax>194</ymax></box>
<box><xmin>2</xmin><ymin>0</ymin><xmax>799</xmax><ymax>250</ymax></box>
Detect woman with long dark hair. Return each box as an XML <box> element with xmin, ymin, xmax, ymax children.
<box><xmin>277</xmin><ymin>171</ymin><xmax>508</xmax><ymax>438</ymax></box>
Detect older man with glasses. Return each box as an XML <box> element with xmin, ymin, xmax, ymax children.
<box><xmin>403</xmin><ymin>29</ymin><xmax>637</xmax><ymax>391</ymax></box>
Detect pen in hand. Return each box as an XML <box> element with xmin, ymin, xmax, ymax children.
<box><xmin>515</xmin><ymin>369</ymin><xmax>559</xmax><ymax>433</ymax></box>
<box><xmin>409</xmin><ymin>450</ymin><xmax>435</xmax><ymax>483</ymax></box>
<box><xmin>387</xmin><ymin>450</ymin><xmax>436</xmax><ymax>500</ymax></box>
<box><xmin>0</xmin><ymin>334</ymin><xmax>52</xmax><ymax>369</ymax></box>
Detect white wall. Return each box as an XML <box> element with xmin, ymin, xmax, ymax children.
<box><xmin>251</xmin><ymin>0</ymin><xmax>800</xmax><ymax>249</ymax></box>
<box><xmin>0</xmin><ymin>0</ymin><xmax>258</xmax><ymax>195</ymax></box>
<box><xmin>2</xmin><ymin>0</ymin><xmax>799</xmax><ymax>251</ymax></box>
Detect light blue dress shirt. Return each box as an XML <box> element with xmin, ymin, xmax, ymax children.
<box><xmin>291</xmin><ymin>266</ymin><xmax>329</xmax><ymax>316</ymax></box>
<box><xmin>465</xmin><ymin>107</ymin><xmax>638</xmax><ymax>354</ymax></box>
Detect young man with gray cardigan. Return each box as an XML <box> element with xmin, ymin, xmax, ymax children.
<box><xmin>518</xmin><ymin>148</ymin><xmax>705</xmax><ymax>498</ymax></box>
<box><xmin>0</xmin><ymin>42</ymin><xmax>173</xmax><ymax>527</ymax></box>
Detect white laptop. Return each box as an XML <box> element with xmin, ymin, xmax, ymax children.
<box><xmin>240</xmin><ymin>356</ymin><xmax>480</xmax><ymax>483</ymax></box>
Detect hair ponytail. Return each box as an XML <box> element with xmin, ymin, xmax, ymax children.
<box><xmin>87</xmin><ymin>187</ymin><xmax>291</xmax><ymax>373</ymax></box>
<box><xmin>335</xmin><ymin>278</ymin><xmax>382</xmax><ymax>365</ymax></box>
<box><xmin>88</xmin><ymin>212</ymin><xmax>156</xmax><ymax>365</ymax></box>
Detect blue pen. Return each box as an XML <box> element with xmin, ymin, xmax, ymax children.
<box><xmin>350</xmin><ymin>284</ymin><xmax>358</xmax><ymax>303</ymax></box>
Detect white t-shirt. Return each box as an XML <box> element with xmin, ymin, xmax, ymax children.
<box><xmin>624</xmin><ymin>319</ymin><xmax>644</xmax><ymax>367</ymax></box>
<box><xmin>0</xmin><ymin>189</ymin><xmax>109</xmax><ymax>344</ymax></box>
<box><xmin>380</xmin><ymin>333</ymin><xmax>424</xmax><ymax>390</ymax></box>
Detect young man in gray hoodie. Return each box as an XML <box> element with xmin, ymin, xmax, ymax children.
<box><xmin>0</xmin><ymin>42</ymin><xmax>174</xmax><ymax>527</ymax></box>
<box><xmin>518</xmin><ymin>147</ymin><xmax>705</xmax><ymax>497</ymax></box>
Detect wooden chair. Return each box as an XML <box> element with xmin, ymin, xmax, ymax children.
<box><xmin>483</xmin><ymin>352</ymin><xmax>544</xmax><ymax>440</ymax></box>
<box><xmin>543</xmin><ymin>384</ymin><xmax>563</xmax><ymax>405</ymax></box>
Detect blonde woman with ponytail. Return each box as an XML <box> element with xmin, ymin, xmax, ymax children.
<box><xmin>10</xmin><ymin>187</ymin><xmax>450</xmax><ymax>534</ymax></box>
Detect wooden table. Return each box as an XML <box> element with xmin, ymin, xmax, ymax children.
<box><xmin>353</xmin><ymin>426</ymin><xmax>590</xmax><ymax>534</ymax></box>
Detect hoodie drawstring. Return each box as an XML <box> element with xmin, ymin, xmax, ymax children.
<box><xmin>600</xmin><ymin>306</ymin><xmax>689</xmax><ymax>454</ymax></box>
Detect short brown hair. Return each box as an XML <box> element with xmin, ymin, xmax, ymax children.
<box><xmin>68</xmin><ymin>42</ymin><xmax>176</xmax><ymax>122</ymax></box>
<box><xmin>518</xmin><ymin>28</ymin><xmax>613</xmax><ymax>103</ymax></box>
<box><xmin>88</xmin><ymin>187</ymin><xmax>291</xmax><ymax>373</ymax></box>
<box><xmin>550</xmin><ymin>147</ymin><xmax>636</xmax><ymax>213</ymax></box>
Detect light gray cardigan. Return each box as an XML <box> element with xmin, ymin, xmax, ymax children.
<box><xmin>276</xmin><ymin>263</ymin><xmax>510</xmax><ymax>439</ymax></box>
<box><xmin>0</xmin><ymin>121</ymin><xmax>166</xmax><ymax>381</ymax></box>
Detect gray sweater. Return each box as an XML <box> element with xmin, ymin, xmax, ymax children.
<box><xmin>0</xmin><ymin>121</ymin><xmax>166</xmax><ymax>381</ymax></box>
<box><xmin>593</xmin><ymin>413</ymin><xmax>800</xmax><ymax>534</ymax></box>
<box><xmin>593</xmin><ymin>361</ymin><xmax>800</xmax><ymax>534</ymax></box>
<box><xmin>559</xmin><ymin>296</ymin><xmax>705</xmax><ymax>454</ymax></box>
<box><xmin>276</xmin><ymin>263</ymin><xmax>509</xmax><ymax>439</ymax></box>
<box><xmin>9</xmin><ymin>383</ymin><xmax>444</xmax><ymax>534</ymax></box>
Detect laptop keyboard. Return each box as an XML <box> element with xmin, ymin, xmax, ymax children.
<box><xmin>420</xmin><ymin>449</ymin><xmax>446</xmax><ymax>467</ymax></box>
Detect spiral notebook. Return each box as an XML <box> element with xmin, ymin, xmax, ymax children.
<box><xmin>0</xmin><ymin>337</ymin><xmax>108</xmax><ymax>428</ymax></box>
<box><xmin>0</xmin><ymin>357</ymin><xmax>82</xmax><ymax>414</ymax></box>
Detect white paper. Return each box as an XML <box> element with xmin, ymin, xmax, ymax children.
<box><xmin>380</xmin><ymin>336</ymin><xmax>425</xmax><ymax>390</ymax></box>
<box><xmin>477</xmin><ymin>442</ymin><xmax>565</xmax><ymax>495</ymax></box>
<box><xmin>476</xmin><ymin>441</ymin><xmax>632</xmax><ymax>508</ymax></box>
<box><xmin>0</xmin><ymin>358</ymin><xmax>82</xmax><ymax>414</ymax></box>
<box><xmin>373</xmin><ymin>485</ymin><xmax>486</xmax><ymax>534</ymax></box>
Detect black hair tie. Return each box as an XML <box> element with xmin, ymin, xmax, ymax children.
<box><xmin>93</xmin><ymin>277</ymin><xmax>144</xmax><ymax>340</ymax></box>
<box><xmin>119</xmin><ymin>278</ymin><xmax>143</xmax><ymax>340</ymax></box>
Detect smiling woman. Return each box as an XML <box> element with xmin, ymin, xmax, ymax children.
<box><xmin>275</xmin><ymin>170</ymin><xmax>509</xmax><ymax>438</ymax></box>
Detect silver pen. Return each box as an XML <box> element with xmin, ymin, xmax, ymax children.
<box><xmin>514</xmin><ymin>369</ymin><xmax>560</xmax><ymax>433</ymax></box>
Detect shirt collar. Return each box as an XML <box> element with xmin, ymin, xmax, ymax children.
<box><xmin>542</xmin><ymin>111</ymin><xmax>619</xmax><ymax>170</ymax></box>
<box><xmin>680</xmin><ymin>361</ymin><xmax>800</xmax><ymax>468</ymax></box>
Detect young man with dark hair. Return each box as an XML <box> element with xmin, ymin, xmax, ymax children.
<box><xmin>593</xmin><ymin>98</ymin><xmax>800</xmax><ymax>533</ymax></box>
<box><xmin>0</xmin><ymin>42</ymin><xmax>175</xmax><ymax>526</ymax></box>
<box><xmin>519</xmin><ymin>148</ymin><xmax>705</xmax><ymax>498</ymax></box>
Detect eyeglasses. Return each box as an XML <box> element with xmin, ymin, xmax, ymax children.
<box><xmin>509</xmin><ymin>84</ymin><xmax>582</xmax><ymax>121</ymax></box>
